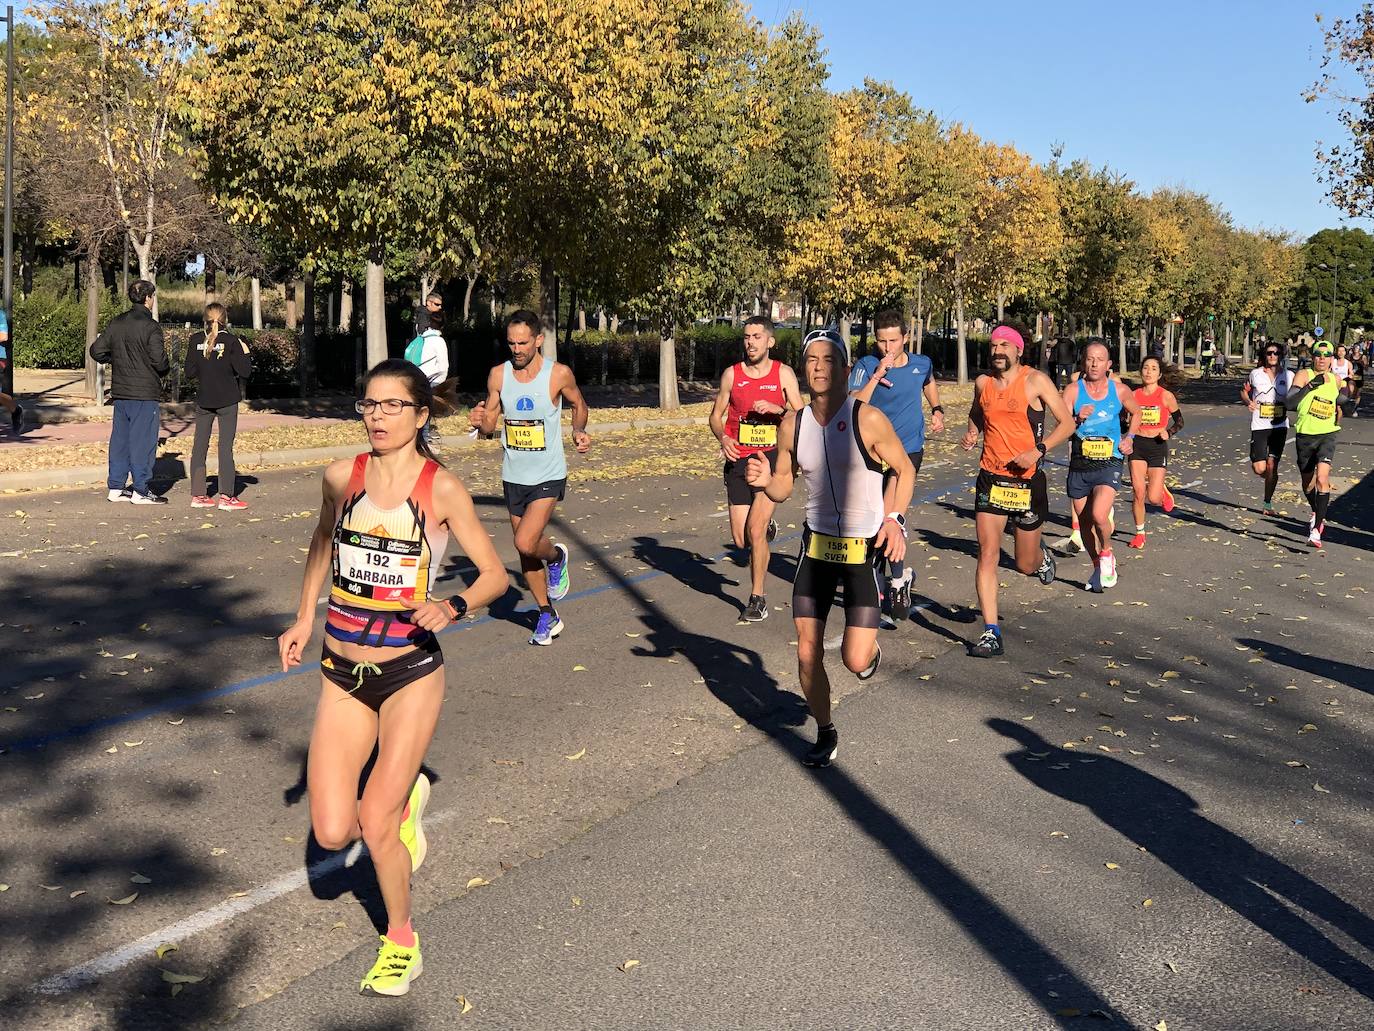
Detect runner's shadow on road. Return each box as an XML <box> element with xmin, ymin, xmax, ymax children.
<box><xmin>1235</xmin><ymin>638</ymin><xmax>1374</xmax><ymax>696</ymax></box>
<box><xmin>572</xmin><ymin>526</ymin><xmax>1124</xmax><ymax>1026</ymax></box>
<box><xmin>1164</xmin><ymin>503</ymin><xmax>1308</xmax><ymax>556</ymax></box>
<box><xmin>990</xmin><ymin>718</ymin><xmax>1374</xmax><ymax>1000</ymax></box>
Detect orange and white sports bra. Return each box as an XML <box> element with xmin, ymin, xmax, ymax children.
<box><xmin>327</xmin><ymin>454</ymin><xmax>448</xmax><ymax>647</ymax></box>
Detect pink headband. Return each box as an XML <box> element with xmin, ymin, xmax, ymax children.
<box><xmin>990</xmin><ymin>325</ymin><xmax>1024</xmax><ymax>353</ymax></box>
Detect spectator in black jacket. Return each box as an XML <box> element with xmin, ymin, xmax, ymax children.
<box><xmin>90</xmin><ymin>280</ymin><xmax>168</xmax><ymax>504</ymax></box>
<box><xmin>185</xmin><ymin>302</ymin><xmax>253</xmax><ymax>511</ymax></box>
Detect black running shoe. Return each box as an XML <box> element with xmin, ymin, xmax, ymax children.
<box><xmin>742</xmin><ymin>595</ymin><xmax>769</xmax><ymax>622</ymax></box>
<box><xmin>969</xmin><ymin>628</ymin><xmax>1004</xmax><ymax>658</ymax></box>
<box><xmin>1035</xmin><ymin>543</ymin><xmax>1056</xmax><ymax>585</ymax></box>
<box><xmin>803</xmin><ymin>726</ymin><xmax>838</xmax><ymax>768</ymax></box>
<box><xmin>765</xmin><ymin>518</ymin><xmax>777</xmax><ymax>543</ymax></box>
<box><xmin>890</xmin><ymin>573</ymin><xmax>911</xmax><ymax>622</ymax></box>
<box><xmin>857</xmin><ymin>644</ymin><xmax>882</xmax><ymax>680</ymax></box>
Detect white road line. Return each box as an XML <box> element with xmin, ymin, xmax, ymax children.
<box><xmin>31</xmin><ymin>807</ymin><xmax>465</xmax><ymax>995</ymax></box>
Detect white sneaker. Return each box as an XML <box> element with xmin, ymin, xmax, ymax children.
<box><xmin>107</xmin><ymin>488</ymin><xmax>131</xmax><ymax>503</ymax></box>
<box><xmin>1099</xmin><ymin>552</ymin><xmax>1118</xmax><ymax>589</ymax></box>
<box><xmin>130</xmin><ymin>491</ymin><xmax>168</xmax><ymax>506</ymax></box>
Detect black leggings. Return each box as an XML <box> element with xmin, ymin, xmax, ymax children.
<box><xmin>190</xmin><ymin>404</ymin><xmax>239</xmax><ymax>498</ymax></box>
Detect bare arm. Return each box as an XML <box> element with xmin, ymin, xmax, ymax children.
<box><xmin>923</xmin><ymin>376</ymin><xmax>944</xmax><ymax>434</ymax></box>
<box><xmin>848</xmin><ymin>357</ymin><xmax>887</xmax><ymax>405</ymax></box>
<box><xmin>1117</xmin><ymin>381</ymin><xmax>1140</xmax><ymax>454</ymax></box>
<box><xmin>468</xmin><ymin>365</ymin><xmax>504</xmax><ymax>436</ymax></box>
<box><xmin>709</xmin><ymin>366</ymin><xmax>740</xmax><ymax>461</ymax></box>
<box><xmin>277</xmin><ymin>460</ymin><xmax>351</xmax><ymax>670</ymax></box>
<box><xmin>555</xmin><ymin>364</ymin><xmax>591</xmax><ymax>452</ymax></box>
<box><xmin>780</xmin><ymin>365</ymin><xmax>805</xmax><ymax>412</ymax></box>
<box><xmin>861</xmin><ymin>403</ymin><xmax>912</xmax><ymax>563</ymax></box>
<box><xmin>960</xmin><ymin>376</ymin><xmax>986</xmax><ymax>450</ymax></box>
<box><xmin>747</xmin><ymin>411</ymin><xmax>797</xmax><ymax>503</ymax></box>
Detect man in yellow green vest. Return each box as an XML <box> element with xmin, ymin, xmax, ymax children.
<box><xmin>1288</xmin><ymin>341</ymin><xmax>1346</xmax><ymax>549</ymax></box>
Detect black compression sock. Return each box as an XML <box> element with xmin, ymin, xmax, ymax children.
<box><xmin>1263</xmin><ymin>480</ymin><xmax>1276</xmax><ymax>503</ymax></box>
<box><xmin>1304</xmin><ymin>489</ymin><xmax>1316</xmax><ymax>511</ymax></box>
<box><xmin>1314</xmin><ymin>491</ymin><xmax>1330</xmax><ymax>528</ymax></box>
<box><xmin>816</xmin><ymin>722</ymin><xmax>836</xmax><ymax>737</ymax></box>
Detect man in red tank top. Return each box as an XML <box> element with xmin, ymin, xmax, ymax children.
<box><xmin>709</xmin><ymin>316</ymin><xmax>804</xmax><ymax>622</ymax></box>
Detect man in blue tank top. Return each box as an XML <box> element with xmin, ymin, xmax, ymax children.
<box><xmin>470</xmin><ymin>310</ymin><xmax>591</xmax><ymax>645</ymax></box>
<box><xmin>848</xmin><ymin>309</ymin><xmax>944</xmax><ymax>624</ymax></box>
<box><xmin>1061</xmin><ymin>340</ymin><xmax>1139</xmax><ymax>594</ymax></box>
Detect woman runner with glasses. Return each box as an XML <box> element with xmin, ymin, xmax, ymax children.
<box><xmin>278</xmin><ymin>359</ymin><xmax>507</xmax><ymax>996</ymax></box>
<box><xmin>1241</xmin><ymin>344</ymin><xmax>1293</xmax><ymax>513</ymax></box>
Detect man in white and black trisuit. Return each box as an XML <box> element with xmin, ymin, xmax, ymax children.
<box><xmin>709</xmin><ymin>316</ymin><xmax>804</xmax><ymax>621</ymax></box>
<box><xmin>746</xmin><ymin>329</ymin><xmax>913</xmax><ymax>768</ymax></box>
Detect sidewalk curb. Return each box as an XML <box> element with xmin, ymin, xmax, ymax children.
<box><xmin>0</xmin><ymin>417</ymin><xmax>710</xmax><ymax>494</ymax></box>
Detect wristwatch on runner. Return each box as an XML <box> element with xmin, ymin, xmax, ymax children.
<box><xmin>886</xmin><ymin>512</ymin><xmax>907</xmax><ymax>532</ymax></box>
<box><xmin>1035</xmin><ymin>441</ymin><xmax>1047</xmax><ymax>456</ymax></box>
<box><xmin>442</xmin><ymin>596</ymin><xmax>469</xmax><ymax>623</ymax></box>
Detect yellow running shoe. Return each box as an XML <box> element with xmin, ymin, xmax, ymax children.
<box><xmin>399</xmin><ymin>773</ymin><xmax>430</xmax><ymax>873</ymax></box>
<box><xmin>360</xmin><ymin>933</ymin><xmax>422</xmax><ymax>996</ymax></box>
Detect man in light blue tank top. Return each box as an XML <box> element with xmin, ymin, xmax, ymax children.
<box><xmin>469</xmin><ymin>310</ymin><xmax>591</xmax><ymax>645</ymax></box>
<box><xmin>1061</xmin><ymin>340</ymin><xmax>1140</xmax><ymax>594</ymax></box>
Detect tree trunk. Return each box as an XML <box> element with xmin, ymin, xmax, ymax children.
<box><xmin>85</xmin><ymin>254</ymin><xmax>102</xmax><ymax>403</ymax></box>
<box><xmin>326</xmin><ymin>285</ymin><xmax>337</xmax><ymax>333</ymax></box>
<box><xmin>250</xmin><ymin>277</ymin><xmax>264</xmax><ymax>330</ymax></box>
<box><xmin>205</xmin><ymin>267</ymin><xmax>217</xmax><ymax>306</ymax></box>
<box><xmin>610</xmin><ymin>315</ymin><xmax>620</xmax><ymax>335</ymax></box>
<box><xmin>1117</xmin><ymin>318</ymin><xmax>1127</xmax><ymax>372</ymax></box>
<box><xmin>463</xmin><ymin>275</ymin><xmax>477</xmax><ymax>326</ymax></box>
<box><xmin>1094</xmin><ymin>316</ymin><xmax>1103</xmax><ymax>338</ymax></box>
<box><xmin>1224</xmin><ymin>319</ymin><xmax>1234</xmax><ymax>359</ymax></box>
<box><xmin>539</xmin><ymin>259</ymin><xmax>558</xmax><ymax>361</ymax></box>
<box><xmin>1137</xmin><ymin>323</ymin><xmax>1148</xmax><ymax>366</ymax></box>
<box><xmin>600</xmin><ymin>336</ymin><xmax>609</xmax><ymax>386</ymax></box>
<box><xmin>299</xmin><ymin>268</ymin><xmax>317</xmax><ymax>393</ymax></box>
<box><xmin>420</xmin><ymin>273</ymin><xmax>432</xmax><ymax>301</ymax></box>
<box><xmin>365</xmin><ymin>253</ymin><xmax>387</xmax><ymax>369</ymax></box>
<box><xmin>597</xmin><ymin>308</ymin><xmax>607</xmax><ymax>333</ymax></box>
<box><xmin>955</xmin><ymin>270</ymin><xmax>969</xmax><ymax>385</ymax></box>
<box><xmin>339</xmin><ymin>277</ymin><xmax>354</xmax><ymax>334</ymax></box>
<box><xmin>285</xmin><ymin>280</ymin><xmax>298</xmax><ymax>331</ymax></box>
<box><xmin>563</xmin><ymin>288</ymin><xmax>577</xmax><ymax>375</ymax></box>
<box><xmin>996</xmin><ymin>290</ymin><xmax>1006</xmax><ymax>323</ymax></box>
<box><xmin>577</xmin><ymin>306</ymin><xmax>586</xmax><ymax>332</ymax></box>
<box><xmin>131</xmin><ymin>237</ymin><xmax>156</xmax><ymax>319</ymax></box>
<box><xmin>659</xmin><ymin>318</ymin><xmax>680</xmax><ymax>411</ymax></box>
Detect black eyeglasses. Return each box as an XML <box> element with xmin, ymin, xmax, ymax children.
<box><xmin>355</xmin><ymin>398</ymin><xmax>423</xmax><ymax>415</ymax></box>
<box><xmin>1263</xmin><ymin>350</ymin><xmax>1281</xmax><ymax>356</ymax></box>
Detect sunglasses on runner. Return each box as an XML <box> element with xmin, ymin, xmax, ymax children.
<box><xmin>355</xmin><ymin>398</ymin><xmax>424</xmax><ymax>415</ymax></box>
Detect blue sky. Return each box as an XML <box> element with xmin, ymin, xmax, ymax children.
<box><xmin>774</xmin><ymin>1</ymin><xmax>1355</xmax><ymax>239</ymax></box>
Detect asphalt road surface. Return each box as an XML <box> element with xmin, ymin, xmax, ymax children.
<box><xmin>2</xmin><ymin>393</ymin><xmax>1372</xmax><ymax>1030</ymax></box>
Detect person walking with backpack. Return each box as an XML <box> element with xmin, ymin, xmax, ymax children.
<box><xmin>90</xmin><ymin>280</ymin><xmax>169</xmax><ymax>504</ymax></box>
<box><xmin>185</xmin><ymin>302</ymin><xmax>253</xmax><ymax>510</ymax></box>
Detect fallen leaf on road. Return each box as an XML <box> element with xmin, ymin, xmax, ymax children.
<box><xmin>209</xmin><ymin>847</ymin><xmax>228</xmax><ymax>856</ymax></box>
<box><xmin>69</xmin><ymin>890</ymin><xmax>86</xmax><ymax>899</ymax></box>
<box><xmin>156</xmin><ymin>943</ymin><xmax>178</xmax><ymax>959</ymax></box>
<box><xmin>1142</xmin><ymin>898</ymin><xmax>1154</xmax><ymax>908</ymax></box>
<box><xmin>1161</xmin><ymin>671</ymin><xmax>1180</xmax><ymax>679</ymax></box>
<box><xmin>457</xmin><ymin>995</ymin><xmax>473</xmax><ymax>1014</ymax></box>
<box><xmin>120</xmin><ymin>653</ymin><xmax>138</xmax><ymax>660</ymax></box>
<box><xmin>130</xmin><ymin>873</ymin><xmax>152</xmax><ymax>884</ymax></box>
<box><xmin>108</xmin><ymin>893</ymin><xmax>138</xmax><ymax>905</ymax></box>
<box><xmin>1314</xmin><ymin>783</ymin><xmax>1331</xmax><ymax>793</ymax></box>
<box><xmin>331</xmin><ymin>920</ymin><xmax>347</xmax><ymax>930</ymax></box>
<box><xmin>1165</xmin><ymin>960</ymin><xmax>1178</xmax><ymax>973</ymax></box>
<box><xmin>1155</xmin><ymin>1022</ymin><xmax>1168</xmax><ymax>1031</ymax></box>
<box><xmin>1285</xmin><ymin>760</ymin><xmax>1307</xmax><ymax>768</ymax></box>
<box><xmin>572</xmin><ymin>665</ymin><xmax>587</xmax><ymax>671</ymax></box>
<box><xmin>565</xmin><ymin>748</ymin><xmax>587</xmax><ymax>761</ymax></box>
<box><xmin>486</xmin><ymin>817</ymin><xmax>509</xmax><ymax>825</ymax></box>
<box><xmin>624</xmin><ymin>633</ymin><xmax>640</xmax><ymax>638</ymax></box>
<box><xmin>466</xmin><ymin>877</ymin><xmax>489</xmax><ymax>889</ymax></box>
<box><xmin>105</xmin><ymin>746</ymin><xmax>118</xmax><ymax>754</ymax></box>
<box><xmin>1104</xmin><ymin>862</ymin><xmax>1120</xmax><ymax>870</ymax></box>
<box><xmin>122</xmin><ymin>741</ymin><xmax>143</xmax><ymax>748</ymax></box>
<box><xmin>0</xmin><ymin>884</ymin><xmax>8</xmax><ymax>891</ymax></box>
<box><xmin>160</xmin><ymin>970</ymin><xmax>205</xmax><ymax>985</ymax></box>
<box><xmin>1298</xmin><ymin>724</ymin><xmax>1318</xmax><ymax>734</ymax></box>
<box><xmin>618</xmin><ymin>959</ymin><xmax>640</xmax><ymax>972</ymax></box>
<box><xmin>1165</xmin><ymin>716</ymin><xmax>1191</xmax><ymax>723</ymax></box>
<box><xmin>40</xmin><ymin>884</ymin><xmax>61</xmax><ymax>891</ymax></box>
<box><xmin>167</xmin><ymin>718</ymin><xmax>184</xmax><ymax>726</ymax></box>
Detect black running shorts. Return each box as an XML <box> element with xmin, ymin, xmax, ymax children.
<box><xmin>974</xmin><ymin>469</ymin><xmax>1048</xmax><ymax>531</ymax></box>
<box><xmin>1249</xmin><ymin>427</ymin><xmax>1287</xmax><ymax>465</ymax></box>
<box><xmin>503</xmin><ymin>478</ymin><xmax>566</xmax><ymax>517</ymax></box>
<box><xmin>321</xmin><ymin>637</ymin><xmax>443</xmax><ymax>712</ymax></box>
<box><xmin>792</xmin><ymin>527</ymin><xmax>881</xmax><ymax>628</ymax></box>
<box><xmin>1130</xmin><ymin>435</ymin><xmax>1169</xmax><ymax>469</ymax></box>
<box><xmin>723</xmin><ymin>447</ymin><xmax>778</xmax><ymax>507</ymax></box>
<box><xmin>1294</xmin><ymin>432</ymin><xmax>1337</xmax><ymax>475</ymax></box>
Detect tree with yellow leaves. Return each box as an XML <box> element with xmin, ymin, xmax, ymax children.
<box><xmin>931</xmin><ymin>126</ymin><xmax>1062</xmax><ymax>384</ymax></box>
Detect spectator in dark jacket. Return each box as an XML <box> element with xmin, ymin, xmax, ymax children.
<box><xmin>185</xmin><ymin>302</ymin><xmax>253</xmax><ymax>511</ymax></box>
<box><xmin>90</xmin><ymin>280</ymin><xmax>168</xmax><ymax>504</ymax></box>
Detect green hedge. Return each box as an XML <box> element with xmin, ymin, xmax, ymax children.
<box><xmin>10</xmin><ymin>290</ymin><xmax>123</xmax><ymax>368</ymax></box>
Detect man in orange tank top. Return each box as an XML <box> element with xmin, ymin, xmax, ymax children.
<box><xmin>961</xmin><ymin>325</ymin><xmax>1076</xmax><ymax>658</ymax></box>
<box><xmin>709</xmin><ymin>316</ymin><xmax>804</xmax><ymax>622</ymax></box>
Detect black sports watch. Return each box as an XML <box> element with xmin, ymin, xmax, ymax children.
<box><xmin>931</xmin><ymin>404</ymin><xmax>945</xmax><ymax>415</ymax></box>
<box><xmin>1035</xmin><ymin>441</ymin><xmax>1048</xmax><ymax>456</ymax></box>
<box><xmin>443</xmin><ymin>595</ymin><xmax>469</xmax><ymax>623</ymax></box>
